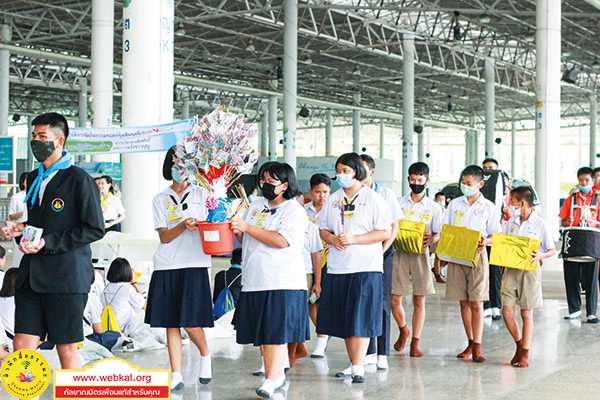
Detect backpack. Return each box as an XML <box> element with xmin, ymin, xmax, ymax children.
<box><xmin>100</xmin><ymin>285</ymin><xmax>124</xmax><ymax>333</ymax></box>
<box><xmin>213</xmin><ymin>272</ymin><xmax>241</xmax><ymax>320</ymax></box>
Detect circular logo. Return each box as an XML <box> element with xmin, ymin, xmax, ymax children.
<box><xmin>51</xmin><ymin>198</ymin><xmax>65</xmax><ymax>212</ymax></box>
<box><xmin>1</xmin><ymin>349</ymin><xmax>50</xmax><ymax>399</ymax></box>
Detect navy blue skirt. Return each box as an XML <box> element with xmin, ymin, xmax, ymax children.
<box><xmin>233</xmin><ymin>290</ymin><xmax>309</xmax><ymax>346</ymax></box>
<box><xmin>316</xmin><ymin>272</ymin><xmax>383</xmax><ymax>339</ymax></box>
<box><xmin>145</xmin><ymin>268</ymin><xmax>214</xmax><ymax>328</ymax></box>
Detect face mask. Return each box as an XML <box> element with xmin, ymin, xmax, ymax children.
<box><xmin>436</xmin><ymin>201</ymin><xmax>445</xmax><ymax>207</ymax></box>
<box><xmin>30</xmin><ymin>140</ymin><xmax>57</xmax><ymax>162</ymax></box>
<box><xmin>171</xmin><ymin>167</ymin><xmax>186</xmax><ymax>183</ymax></box>
<box><xmin>409</xmin><ymin>183</ymin><xmax>426</xmax><ymax>195</ymax></box>
<box><xmin>510</xmin><ymin>205</ymin><xmax>521</xmax><ymax>216</ymax></box>
<box><xmin>336</xmin><ymin>173</ymin><xmax>355</xmax><ymax>189</ymax></box>
<box><xmin>261</xmin><ymin>183</ymin><xmax>281</xmax><ymax>201</ymax></box>
<box><xmin>579</xmin><ymin>184</ymin><xmax>593</xmax><ymax>193</ymax></box>
<box><xmin>460</xmin><ymin>183</ymin><xmax>478</xmax><ymax>197</ymax></box>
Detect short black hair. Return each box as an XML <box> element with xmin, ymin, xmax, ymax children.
<box><xmin>106</xmin><ymin>257</ymin><xmax>133</xmax><ymax>283</ymax></box>
<box><xmin>31</xmin><ymin>112</ymin><xmax>69</xmax><ymax>140</ymax></box>
<box><xmin>482</xmin><ymin>158</ymin><xmax>499</xmax><ymax>167</ymax></box>
<box><xmin>359</xmin><ymin>154</ymin><xmax>376</xmax><ymax>170</ymax></box>
<box><xmin>336</xmin><ymin>153</ymin><xmax>367</xmax><ymax>181</ymax></box>
<box><xmin>310</xmin><ymin>173</ymin><xmax>331</xmax><ymax>188</ymax></box>
<box><xmin>408</xmin><ymin>162</ymin><xmax>429</xmax><ymax>178</ymax></box>
<box><xmin>260</xmin><ymin>162</ymin><xmax>301</xmax><ymax>200</ymax></box>
<box><xmin>18</xmin><ymin>172</ymin><xmax>28</xmax><ymax>191</ymax></box>
<box><xmin>461</xmin><ymin>165</ymin><xmax>484</xmax><ymax>182</ymax></box>
<box><xmin>99</xmin><ymin>175</ymin><xmax>115</xmax><ymax>194</ymax></box>
<box><xmin>162</xmin><ymin>147</ymin><xmax>176</xmax><ymax>181</ymax></box>
<box><xmin>511</xmin><ymin>186</ymin><xmax>534</xmax><ymax>207</ymax></box>
<box><xmin>578</xmin><ymin>166</ymin><xmax>594</xmax><ymax>179</ymax></box>
<box><xmin>0</xmin><ymin>268</ymin><xmax>18</xmax><ymax>297</ymax></box>
<box><xmin>231</xmin><ymin>248</ymin><xmax>242</xmax><ymax>265</ymax></box>
<box><xmin>434</xmin><ymin>192</ymin><xmax>445</xmax><ymax>200</ymax></box>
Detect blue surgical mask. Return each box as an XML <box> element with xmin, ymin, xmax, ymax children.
<box><xmin>336</xmin><ymin>173</ymin><xmax>355</xmax><ymax>189</ymax></box>
<box><xmin>171</xmin><ymin>167</ymin><xmax>186</xmax><ymax>183</ymax></box>
<box><xmin>460</xmin><ymin>183</ymin><xmax>477</xmax><ymax>197</ymax></box>
<box><xmin>579</xmin><ymin>184</ymin><xmax>593</xmax><ymax>193</ymax></box>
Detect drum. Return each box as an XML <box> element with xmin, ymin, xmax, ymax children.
<box><xmin>562</xmin><ymin>227</ymin><xmax>600</xmax><ymax>262</ymax></box>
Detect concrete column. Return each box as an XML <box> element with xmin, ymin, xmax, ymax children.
<box><xmin>78</xmin><ymin>78</ymin><xmax>88</xmax><ymax>127</ymax></box>
<box><xmin>591</xmin><ymin>93</ymin><xmax>597</xmax><ymax>168</ymax></box>
<box><xmin>121</xmin><ymin>0</ymin><xmax>174</xmax><ymax>237</ymax></box>
<box><xmin>352</xmin><ymin>93</ymin><xmax>361</xmax><ymax>153</ymax></box>
<box><xmin>260</xmin><ymin>102</ymin><xmax>268</xmax><ymax>156</ymax></box>
<box><xmin>511</xmin><ymin>120</ymin><xmax>517</xmax><ymax>178</ymax></box>
<box><xmin>402</xmin><ymin>32</ymin><xmax>415</xmax><ymax>195</ymax></box>
<box><xmin>282</xmin><ymin>0</ymin><xmax>297</xmax><ymax>169</ymax></box>
<box><xmin>379</xmin><ymin>121</ymin><xmax>385</xmax><ymax>158</ymax></box>
<box><xmin>417</xmin><ymin>122</ymin><xmax>425</xmax><ymax>162</ymax></box>
<box><xmin>535</xmin><ymin>0</ymin><xmax>561</xmax><ymax>236</ymax></box>
<box><xmin>325</xmin><ymin>109</ymin><xmax>333</xmax><ymax>156</ymax></box>
<box><xmin>268</xmin><ymin>80</ymin><xmax>277</xmax><ymax>161</ymax></box>
<box><xmin>485</xmin><ymin>57</ymin><xmax>495</xmax><ymax>159</ymax></box>
<box><xmin>0</xmin><ymin>24</ymin><xmax>10</xmax><ymax>136</ymax></box>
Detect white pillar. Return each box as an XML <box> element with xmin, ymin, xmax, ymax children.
<box><xmin>591</xmin><ymin>93</ymin><xmax>597</xmax><ymax>168</ymax></box>
<box><xmin>402</xmin><ymin>32</ymin><xmax>415</xmax><ymax>195</ymax></box>
<box><xmin>282</xmin><ymin>0</ymin><xmax>297</xmax><ymax>169</ymax></box>
<box><xmin>0</xmin><ymin>24</ymin><xmax>10</xmax><ymax>136</ymax></box>
<box><xmin>379</xmin><ymin>121</ymin><xmax>385</xmax><ymax>158</ymax></box>
<box><xmin>535</xmin><ymin>0</ymin><xmax>561</xmax><ymax>236</ymax></box>
<box><xmin>268</xmin><ymin>82</ymin><xmax>277</xmax><ymax>161</ymax></box>
<box><xmin>78</xmin><ymin>78</ymin><xmax>88</xmax><ymax>127</ymax></box>
<box><xmin>485</xmin><ymin>57</ymin><xmax>495</xmax><ymax>159</ymax></box>
<box><xmin>352</xmin><ymin>93</ymin><xmax>361</xmax><ymax>153</ymax></box>
<box><xmin>417</xmin><ymin>122</ymin><xmax>425</xmax><ymax>162</ymax></box>
<box><xmin>511</xmin><ymin>121</ymin><xmax>517</xmax><ymax>177</ymax></box>
<box><xmin>325</xmin><ymin>109</ymin><xmax>333</xmax><ymax>156</ymax></box>
<box><xmin>121</xmin><ymin>0</ymin><xmax>174</xmax><ymax>237</ymax></box>
<box><xmin>260</xmin><ymin>102</ymin><xmax>268</xmax><ymax>156</ymax></box>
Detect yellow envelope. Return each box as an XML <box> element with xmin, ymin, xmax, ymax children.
<box><xmin>437</xmin><ymin>224</ymin><xmax>482</xmax><ymax>268</ymax></box>
<box><xmin>393</xmin><ymin>220</ymin><xmax>427</xmax><ymax>254</ymax></box>
<box><xmin>490</xmin><ymin>233</ymin><xmax>541</xmax><ymax>271</ymax></box>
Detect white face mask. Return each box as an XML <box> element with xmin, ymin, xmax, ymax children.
<box><xmin>510</xmin><ymin>205</ymin><xmax>521</xmax><ymax>216</ymax></box>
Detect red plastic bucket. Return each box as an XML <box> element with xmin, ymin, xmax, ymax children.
<box><xmin>196</xmin><ymin>221</ymin><xmax>234</xmax><ymax>255</ymax></box>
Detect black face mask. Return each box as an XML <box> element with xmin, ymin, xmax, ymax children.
<box><xmin>30</xmin><ymin>140</ymin><xmax>56</xmax><ymax>162</ymax></box>
<box><xmin>409</xmin><ymin>183</ymin><xmax>426</xmax><ymax>195</ymax></box>
<box><xmin>261</xmin><ymin>183</ymin><xmax>281</xmax><ymax>201</ymax></box>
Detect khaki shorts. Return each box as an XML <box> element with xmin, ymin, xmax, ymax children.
<box><xmin>392</xmin><ymin>250</ymin><xmax>435</xmax><ymax>296</ymax></box>
<box><xmin>501</xmin><ymin>267</ymin><xmax>543</xmax><ymax>310</ymax></box>
<box><xmin>306</xmin><ymin>274</ymin><xmax>314</xmax><ymax>299</ymax></box>
<box><xmin>445</xmin><ymin>249</ymin><xmax>489</xmax><ymax>302</ymax></box>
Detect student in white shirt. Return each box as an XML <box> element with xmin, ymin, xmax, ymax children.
<box><xmin>101</xmin><ymin>258</ymin><xmax>145</xmax><ymax>337</ymax></box>
<box><xmin>231</xmin><ymin>162</ymin><xmax>309</xmax><ymax>399</ymax></box>
<box><xmin>499</xmin><ymin>186</ymin><xmax>555</xmax><ymax>368</ymax></box>
<box><xmin>317</xmin><ymin>153</ymin><xmax>391</xmax><ymax>384</ymax></box>
<box><xmin>391</xmin><ymin>162</ymin><xmax>442</xmax><ymax>359</ymax></box>
<box><xmin>0</xmin><ymin>267</ymin><xmax>17</xmax><ymax>340</ymax></box>
<box><xmin>360</xmin><ymin>154</ymin><xmax>403</xmax><ymax>371</ymax></box>
<box><xmin>442</xmin><ymin>165</ymin><xmax>501</xmax><ymax>362</ymax></box>
<box><xmin>305</xmin><ymin>173</ymin><xmax>331</xmax><ymax>359</ymax></box>
<box><xmin>95</xmin><ymin>175</ymin><xmax>126</xmax><ymax>232</ymax></box>
<box><xmin>145</xmin><ymin>147</ymin><xmax>214</xmax><ymax>391</ymax></box>
<box><xmin>8</xmin><ymin>173</ymin><xmax>28</xmax><ymax>267</ymax></box>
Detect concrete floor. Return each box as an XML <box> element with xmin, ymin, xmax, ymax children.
<box><xmin>2</xmin><ymin>252</ymin><xmax>600</xmax><ymax>399</ymax></box>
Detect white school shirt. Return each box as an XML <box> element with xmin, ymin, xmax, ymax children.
<box><xmin>443</xmin><ymin>194</ymin><xmax>501</xmax><ymax>237</ymax></box>
<box><xmin>503</xmin><ymin>213</ymin><xmax>555</xmax><ymax>253</ymax></box>
<box><xmin>319</xmin><ymin>186</ymin><xmax>391</xmax><ymax>274</ymax></box>
<box><xmin>0</xmin><ymin>296</ymin><xmax>15</xmax><ymax>337</ymax></box>
<box><xmin>373</xmin><ymin>183</ymin><xmax>404</xmax><ymax>223</ymax></box>
<box><xmin>83</xmin><ymin>289</ymin><xmax>103</xmax><ymax>337</ymax></box>
<box><xmin>101</xmin><ymin>193</ymin><xmax>126</xmax><ymax>221</ymax></box>
<box><xmin>398</xmin><ymin>194</ymin><xmax>443</xmax><ymax>234</ymax></box>
<box><xmin>152</xmin><ymin>184</ymin><xmax>211</xmax><ymax>271</ymax></box>
<box><xmin>303</xmin><ymin>221</ymin><xmax>324</xmax><ymax>274</ymax></box>
<box><xmin>241</xmin><ymin>198</ymin><xmax>308</xmax><ymax>291</ymax></box>
<box><xmin>101</xmin><ymin>282</ymin><xmax>145</xmax><ymax>336</ymax></box>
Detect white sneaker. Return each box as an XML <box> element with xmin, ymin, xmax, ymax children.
<box><xmin>564</xmin><ymin>310</ymin><xmax>582</xmax><ymax>320</ymax></box>
<box><xmin>364</xmin><ymin>353</ymin><xmax>377</xmax><ymax>365</ymax></box>
<box><xmin>170</xmin><ymin>372</ymin><xmax>184</xmax><ymax>390</ymax></box>
<box><xmin>484</xmin><ymin>308</ymin><xmax>492</xmax><ymax>318</ymax></box>
<box><xmin>376</xmin><ymin>355</ymin><xmax>389</xmax><ymax>370</ymax></box>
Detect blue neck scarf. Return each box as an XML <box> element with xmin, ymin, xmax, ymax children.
<box><xmin>24</xmin><ymin>152</ymin><xmax>74</xmax><ymax>208</ymax></box>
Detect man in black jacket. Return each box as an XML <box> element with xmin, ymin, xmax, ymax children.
<box><xmin>1</xmin><ymin>112</ymin><xmax>104</xmax><ymax>369</ymax></box>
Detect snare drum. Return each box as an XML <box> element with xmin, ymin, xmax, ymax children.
<box><xmin>562</xmin><ymin>226</ymin><xmax>600</xmax><ymax>262</ymax></box>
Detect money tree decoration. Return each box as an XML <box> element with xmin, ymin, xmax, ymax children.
<box><xmin>173</xmin><ymin>108</ymin><xmax>259</xmax><ymax>223</ymax></box>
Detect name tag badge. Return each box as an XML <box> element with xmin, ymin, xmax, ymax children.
<box><xmin>256</xmin><ymin>212</ymin><xmax>268</xmax><ymax>228</ymax></box>
<box><xmin>169</xmin><ymin>204</ymin><xmax>183</xmax><ymax>224</ymax></box>
<box><xmin>455</xmin><ymin>212</ymin><xmax>466</xmax><ymax>228</ymax></box>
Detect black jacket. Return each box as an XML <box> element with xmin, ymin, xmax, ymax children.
<box><xmin>16</xmin><ymin>166</ymin><xmax>105</xmax><ymax>294</ymax></box>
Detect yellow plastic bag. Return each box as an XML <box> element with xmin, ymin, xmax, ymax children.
<box><xmin>437</xmin><ymin>224</ymin><xmax>482</xmax><ymax>268</ymax></box>
<box><xmin>393</xmin><ymin>220</ymin><xmax>427</xmax><ymax>254</ymax></box>
<box><xmin>490</xmin><ymin>233</ymin><xmax>541</xmax><ymax>271</ymax></box>
<box><xmin>100</xmin><ymin>305</ymin><xmax>122</xmax><ymax>333</ymax></box>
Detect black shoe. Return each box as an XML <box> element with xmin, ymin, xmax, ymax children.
<box><xmin>352</xmin><ymin>375</ymin><xmax>365</xmax><ymax>383</ymax></box>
